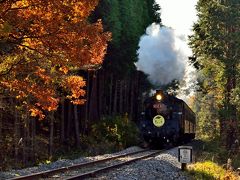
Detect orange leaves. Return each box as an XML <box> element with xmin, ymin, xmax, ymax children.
<box><xmin>1</xmin><ymin>77</ymin><xmax>59</xmax><ymax>120</ymax></box>
<box><xmin>30</xmin><ymin>107</ymin><xmax>45</xmax><ymax>120</ymax></box>
<box><xmin>0</xmin><ymin>0</ymin><xmax>111</xmax><ymax>67</ymax></box>
<box><xmin>0</xmin><ymin>0</ymin><xmax>111</xmax><ymax>120</ymax></box>
<box><xmin>35</xmin><ymin>66</ymin><xmax>51</xmax><ymax>84</ymax></box>
<box><xmin>65</xmin><ymin>76</ymin><xmax>86</xmax><ymax>105</ymax></box>
<box><xmin>88</xmin><ymin>20</ymin><xmax>112</xmax><ymax>65</ymax></box>
<box><xmin>59</xmin><ymin>66</ymin><xmax>69</xmax><ymax>74</ymax></box>
<box><xmin>32</xmin><ymin>86</ymin><xmax>59</xmax><ymax>112</ymax></box>
<box><xmin>70</xmin><ymin>1</ymin><xmax>98</xmax><ymax>21</ymax></box>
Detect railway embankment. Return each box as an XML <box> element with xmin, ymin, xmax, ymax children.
<box><xmin>1</xmin><ymin>140</ymin><xmax>239</xmax><ymax>179</ymax></box>
<box><xmin>0</xmin><ymin>146</ymin><xmax>189</xmax><ymax>180</ymax></box>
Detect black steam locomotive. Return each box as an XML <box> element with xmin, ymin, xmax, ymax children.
<box><xmin>139</xmin><ymin>90</ymin><xmax>196</xmax><ymax>146</ymax></box>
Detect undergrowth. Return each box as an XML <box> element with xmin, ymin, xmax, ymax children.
<box><xmin>188</xmin><ymin>161</ymin><xmax>237</xmax><ymax>180</ymax></box>
<box><xmin>187</xmin><ymin>138</ymin><xmax>239</xmax><ymax>179</ymax></box>
<box><xmin>53</xmin><ymin>115</ymin><xmax>140</xmax><ymax>161</ymax></box>
<box><xmin>91</xmin><ymin>115</ymin><xmax>140</xmax><ymax>149</ymax></box>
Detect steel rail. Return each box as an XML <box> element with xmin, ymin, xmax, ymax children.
<box><xmin>9</xmin><ymin>149</ymin><xmax>149</xmax><ymax>180</ymax></box>
<box><xmin>66</xmin><ymin>150</ymin><xmax>163</xmax><ymax>180</ymax></box>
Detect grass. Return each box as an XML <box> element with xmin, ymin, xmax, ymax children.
<box><xmin>186</xmin><ymin>138</ymin><xmax>239</xmax><ymax>179</ymax></box>
<box><xmin>188</xmin><ymin>161</ymin><xmax>237</xmax><ymax>180</ymax></box>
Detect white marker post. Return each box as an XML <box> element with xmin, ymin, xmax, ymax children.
<box><xmin>178</xmin><ymin>146</ymin><xmax>192</xmax><ymax>170</ymax></box>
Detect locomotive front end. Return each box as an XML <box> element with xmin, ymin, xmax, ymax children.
<box><xmin>140</xmin><ymin>90</ymin><xmax>178</xmax><ymax>145</ymax></box>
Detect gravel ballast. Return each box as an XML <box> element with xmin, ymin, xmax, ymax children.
<box><xmin>89</xmin><ymin>147</ymin><xmax>191</xmax><ymax>180</ymax></box>
<box><xmin>0</xmin><ymin>146</ymin><xmax>191</xmax><ymax>180</ymax></box>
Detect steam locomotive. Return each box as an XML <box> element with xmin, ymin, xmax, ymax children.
<box><xmin>139</xmin><ymin>90</ymin><xmax>196</xmax><ymax>146</ymax></box>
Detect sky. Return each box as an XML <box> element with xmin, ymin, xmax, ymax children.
<box><xmin>156</xmin><ymin>0</ymin><xmax>198</xmax><ymax>38</ymax></box>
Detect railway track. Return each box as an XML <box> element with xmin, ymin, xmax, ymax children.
<box><xmin>9</xmin><ymin>148</ymin><xmax>164</xmax><ymax>180</ymax></box>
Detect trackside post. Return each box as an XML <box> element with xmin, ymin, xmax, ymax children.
<box><xmin>178</xmin><ymin>146</ymin><xmax>193</xmax><ymax>171</ymax></box>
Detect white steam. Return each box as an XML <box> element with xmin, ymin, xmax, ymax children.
<box><xmin>136</xmin><ymin>24</ymin><xmax>186</xmax><ymax>85</ymax></box>
<box><xmin>136</xmin><ymin>23</ymin><xmax>197</xmax><ymax>101</ymax></box>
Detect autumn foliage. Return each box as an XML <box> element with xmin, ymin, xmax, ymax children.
<box><xmin>65</xmin><ymin>76</ymin><xmax>86</xmax><ymax>105</ymax></box>
<box><xmin>0</xmin><ymin>0</ymin><xmax>111</xmax><ymax>119</ymax></box>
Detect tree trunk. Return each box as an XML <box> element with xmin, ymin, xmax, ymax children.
<box><xmin>49</xmin><ymin>112</ymin><xmax>54</xmax><ymax>159</ymax></box>
<box><xmin>221</xmin><ymin>22</ymin><xmax>239</xmax><ymax>150</ymax></box>
<box><xmin>84</xmin><ymin>71</ymin><xmax>90</xmax><ymax>133</ymax></box>
<box><xmin>60</xmin><ymin>99</ymin><xmax>65</xmax><ymax>144</ymax></box>
<box><xmin>31</xmin><ymin>118</ymin><xmax>36</xmax><ymax>162</ymax></box>
<box><xmin>98</xmin><ymin>70</ymin><xmax>104</xmax><ymax>117</ymax></box>
<box><xmin>134</xmin><ymin>72</ymin><xmax>140</xmax><ymax>120</ymax></box>
<box><xmin>14</xmin><ymin>104</ymin><xmax>20</xmax><ymax>165</ymax></box>
<box><xmin>23</xmin><ymin>122</ymin><xmax>26</xmax><ymax>165</ymax></box>
<box><xmin>113</xmin><ymin>80</ymin><xmax>118</xmax><ymax>114</ymax></box>
<box><xmin>119</xmin><ymin>80</ymin><xmax>123</xmax><ymax>114</ymax></box>
<box><xmin>109</xmin><ymin>74</ymin><xmax>113</xmax><ymax>115</ymax></box>
<box><xmin>223</xmin><ymin>74</ymin><xmax>238</xmax><ymax>149</ymax></box>
<box><xmin>73</xmin><ymin>105</ymin><xmax>80</xmax><ymax>148</ymax></box>
<box><xmin>67</xmin><ymin>101</ymin><xmax>72</xmax><ymax>145</ymax></box>
<box><xmin>23</xmin><ymin>114</ymin><xmax>29</xmax><ymax>165</ymax></box>
<box><xmin>89</xmin><ymin>72</ymin><xmax>99</xmax><ymax>123</ymax></box>
<box><xmin>0</xmin><ymin>113</ymin><xmax>2</xmax><ymax>144</ymax></box>
<box><xmin>124</xmin><ymin>79</ymin><xmax>129</xmax><ymax>114</ymax></box>
<box><xmin>0</xmin><ymin>96</ymin><xmax>3</xmax><ymax>146</ymax></box>
<box><xmin>129</xmin><ymin>78</ymin><xmax>134</xmax><ymax>121</ymax></box>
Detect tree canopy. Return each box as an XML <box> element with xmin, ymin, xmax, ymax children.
<box><xmin>0</xmin><ymin>0</ymin><xmax>111</xmax><ymax>119</ymax></box>
<box><xmin>92</xmin><ymin>0</ymin><xmax>161</xmax><ymax>77</ymax></box>
<box><xmin>190</xmin><ymin>0</ymin><xmax>240</xmax><ymax>147</ymax></box>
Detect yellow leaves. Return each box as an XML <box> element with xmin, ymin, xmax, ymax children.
<box><xmin>14</xmin><ymin>0</ymin><xmax>29</xmax><ymax>8</ymax></box>
<box><xmin>24</xmin><ymin>38</ymin><xmax>43</xmax><ymax>50</ymax></box>
<box><xmin>188</xmin><ymin>161</ymin><xmax>237</xmax><ymax>180</ymax></box>
<box><xmin>45</xmin><ymin>160</ymin><xmax>51</xmax><ymax>164</ymax></box>
<box><xmin>0</xmin><ymin>55</ymin><xmax>19</xmax><ymax>75</ymax></box>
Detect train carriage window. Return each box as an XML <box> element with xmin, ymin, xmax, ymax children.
<box><xmin>190</xmin><ymin>121</ymin><xmax>192</xmax><ymax>133</ymax></box>
<box><xmin>185</xmin><ymin>119</ymin><xmax>189</xmax><ymax>133</ymax></box>
<box><xmin>188</xmin><ymin>120</ymin><xmax>190</xmax><ymax>133</ymax></box>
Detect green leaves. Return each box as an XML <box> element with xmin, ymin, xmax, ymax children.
<box><xmin>93</xmin><ymin>0</ymin><xmax>160</xmax><ymax>77</ymax></box>
<box><xmin>190</xmin><ymin>0</ymin><xmax>240</xmax><ymax>146</ymax></box>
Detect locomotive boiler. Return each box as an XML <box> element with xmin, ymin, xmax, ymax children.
<box><xmin>139</xmin><ymin>90</ymin><xmax>196</xmax><ymax>146</ymax></box>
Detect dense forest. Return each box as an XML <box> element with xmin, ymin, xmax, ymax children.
<box><xmin>0</xmin><ymin>0</ymin><xmax>160</xmax><ymax>169</ymax></box>
<box><xmin>188</xmin><ymin>0</ymin><xmax>240</xmax><ymax>174</ymax></box>
<box><xmin>190</xmin><ymin>0</ymin><xmax>240</xmax><ymax>149</ymax></box>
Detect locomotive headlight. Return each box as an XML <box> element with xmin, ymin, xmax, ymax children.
<box><xmin>156</xmin><ymin>94</ymin><xmax>162</xmax><ymax>101</ymax></box>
